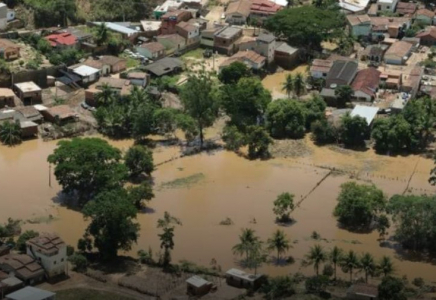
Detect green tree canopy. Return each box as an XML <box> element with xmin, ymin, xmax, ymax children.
<box><xmin>47</xmin><ymin>138</ymin><xmax>128</xmax><ymax>203</ymax></box>
<box><xmin>388</xmin><ymin>194</ymin><xmax>436</xmax><ymax>252</ymax></box>
<box><xmin>341</xmin><ymin>250</ymin><xmax>359</xmax><ymax>282</ymax></box>
<box><xmin>273</xmin><ymin>192</ymin><xmax>295</xmax><ymax>222</ymax></box>
<box><xmin>266</xmin><ymin>99</ymin><xmax>307</xmax><ymax>139</ymax></box>
<box><xmin>334</xmin><ymin>182</ymin><xmax>386</xmax><ymax>230</ymax></box>
<box><xmin>246</xmin><ymin>125</ymin><xmax>273</xmax><ymax>159</ymax></box>
<box><xmin>304</xmin><ymin>95</ymin><xmax>326</xmax><ymax>129</ymax></box>
<box><xmin>124</xmin><ymin>145</ymin><xmax>154</xmax><ymax>178</ymax></box>
<box><xmin>340</xmin><ymin>113</ymin><xmax>369</xmax><ymax>148</ymax></box>
<box><xmin>16</xmin><ymin>230</ymin><xmax>39</xmax><ymax>253</ymax></box>
<box><xmin>82</xmin><ymin>188</ymin><xmax>139</xmax><ymax>260</ymax></box>
<box><xmin>220</xmin><ymin>78</ymin><xmax>271</xmax><ymax>131</ymax></box>
<box><xmin>181</xmin><ymin>71</ymin><xmax>219</xmax><ymax>148</ymax></box>
<box><xmin>218</xmin><ymin>61</ymin><xmax>251</xmax><ymax>85</ymax></box>
<box><xmin>378</xmin><ymin>276</ymin><xmax>407</xmax><ymax>300</ymax></box>
<box><xmin>304</xmin><ymin>244</ymin><xmax>327</xmax><ymax>276</ymax></box>
<box><xmin>403</xmin><ymin>97</ymin><xmax>436</xmax><ymax>150</ymax></box>
<box><xmin>222</xmin><ymin>124</ymin><xmax>246</xmax><ymax>152</ymax></box>
<box><xmin>267</xmin><ymin>229</ymin><xmax>291</xmax><ymax>263</ymax></box>
<box><xmin>264</xmin><ymin>6</ymin><xmax>344</xmax><ymax>50</ymax></box>
<box><xmin>0</xmin><ymin>121</ymin><xmax>22</xmax><ymax>146</ymax></box>
<box><xmin>311</xmin><ymin>119</ymin><xmax>337</xmax><ymax>144</ymax></box>
<box><xmin>371</xmin><ymin>115</ymin><xmax>412</xmax><ymax>153</ymax></box>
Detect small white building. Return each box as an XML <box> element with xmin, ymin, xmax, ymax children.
<box><xmin>72</xmin><ymin>65</ymin><xmax>101</xmax><ymax>84</ymax></box>
<box><xmin>350</xmin><ymin>105</ymin><xmax>379</xmax><ymax>126</ymax></box>
<box><xmin>377</xmin><ymin>0</ymin><xmax>398</xmax><ymax>12</ymax></box>
<box><xmin>26</xmin><ymin>233</ymin><xmax>67</xmax><ymax>278</ymax></box>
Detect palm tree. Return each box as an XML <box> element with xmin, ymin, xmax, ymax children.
<box><xmin>267</xmin><ymin>229</ymin><xmax>291</xmax><ymax>263</ymax></box>
<box><xmin>282</xmin><ymin>74</ymin><xmax>294</xmax><ymax>99</ymax></box>
<box><xmin>305</xmin><ymin>244</ymin><xmax>327</xmax><ymax>276</ymax></box>
<box><xmin>293</xmin><ymin>72</ymin><xmax>305</xmax><ymax>99</ymax></box>
<box><xmin>94</xmin><ymin>22</ymin><xmax>110</xmax><ymax>46</ymax></box>
<box><xmin>342</xmin><ymin>250</ymin><xmax>360</xmax><ymax>282</ymax></box>
<box><xmin>233</xmin><ymin>228</ymin><xmax>260</xmax><ymax>261</ymax></box>
<box><xmin>129</xmin><ymin>85</ymin><xmax>151</xmax><ymax>107</ymax></box>
<box><xmin>378</xmin><ymin>256</ymin><xmax>394</xmax><ymax>277</ymax></box>
<box><xmin>0</xmin><ymin>121</ymin><xmax>22</xmax><ymax>146</ymax></box>
<box><xmin>360</xmin><ymin>253</ymin><xmax>376</xmax><ymax>283</ymax></box>
<box><xmin>329</xmin><ymin>246</ymin><xmax>344</xmax><ymax>281</ymax></box>
<box><xmin>247</xmin><ymin>239</ymin><xmax>266</xmax><ymax>275</ymax></box>
<box><xmin>96</xmin><ymin>83</ymin><xmax>117</xmax><ymax>106</ymax></box>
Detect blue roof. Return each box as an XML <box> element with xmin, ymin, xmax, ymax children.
<box><xmin>93</xmin><ymin>22</ymin><xmax>139</xmax><ymax>36</ymax></box>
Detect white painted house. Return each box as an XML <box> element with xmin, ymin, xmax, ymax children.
<box><xmin>377</xmin><ymin>0</ymin><xmax>398</xmax><ymax>12</ymax></box>
<box><xmin>0</xmin><ymin>3</ymin><xmax>7</xmax><ymax>30</ymax></box>
<box><xmin>26</xmin><ymin>233</ymin><xmax>67</xmax><ymax>278</ymax></box>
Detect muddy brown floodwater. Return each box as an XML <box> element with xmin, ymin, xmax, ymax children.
<box><xmin>1</xmin><ymin>136</ymin><xmax>436</xmax><ymax>283</ymax></box>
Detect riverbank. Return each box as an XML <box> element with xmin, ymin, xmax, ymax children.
<box><xmin>1</xmin><ymin>133</ymin><xmax>436</xmax><ymax>283</ymax></box>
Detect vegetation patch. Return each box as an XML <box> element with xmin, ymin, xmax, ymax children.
<box><xmin>159</xmin><ymin>173</ymin><xmax>205</xmax><ymax>189</ymax></box>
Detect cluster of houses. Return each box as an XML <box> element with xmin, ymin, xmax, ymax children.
<box><xmin>0</xmin><ymin>233</ymin><xmax>65</xmax><ymax>299</ymax></box>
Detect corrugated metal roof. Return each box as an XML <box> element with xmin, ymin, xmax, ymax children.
<box><xmin>73</xmin><ymin>65</ymin><xmax>100</xmax><ymax>77</ymax></box>
<box><xmin>93</xmin><ymin>22</ymin><xmax>140</xmax><ymax>36</ymax></box>
<box><xmin>6</xmin><ymin>286</ymin><xmax>55</xmax><ymax>300</ymax></box>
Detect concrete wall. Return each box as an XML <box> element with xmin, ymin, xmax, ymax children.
<box><xmin>27</xmin><ymin>245</ymin><xmax>67</xmax><ymax>278</ymax></box>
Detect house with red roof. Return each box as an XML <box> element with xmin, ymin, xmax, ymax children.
<box><xmin>250</xmin><ymin>0</ymin><xmax>282</xmax><ymax>20</ymax></box>
<box><xmin>45</xmin><ymin>32</ymin><xmax>78</xmax><ymax>49</ymax></box>
<box><xmin>351</xmin><ymin>68</ymin><xmax>381</xmax><ymax>101</ymax></box>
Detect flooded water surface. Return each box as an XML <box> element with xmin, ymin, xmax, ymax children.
<box><xmin>1</xmin><ymin>137</ymin><xmax>436</xmax><ymax>282</ymax></box>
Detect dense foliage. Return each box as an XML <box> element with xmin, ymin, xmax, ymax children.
<box><xmin>388</xmin><ymin>195</ymin><xmax>436</xmax><ymax>252</ymax></box>
<box><xmin>378</xmin><ymin>276</ymin><xmax>407</xmax><ymax>300</ymax></box>
<box><xmin>246</xmin><ymin>125</ymin><xmax>273</xmax><ymax>159</ymax></box>
<box><xmin>273</xmin><ymin>192</ymin><xmax>295</xmax><ymax>222</ymax></box>
<box><xmin>0</xmin><ymin>121</ymin><xmax>22</xmax><ymax>146</ymax></box>
<box><xmin>47</xmin><ymin>137</ymin><xmax>128</xmax><ymax>203</ymax></box>
<box><xmin>16</xmin><ymin>230</ymin><xmax>39</xmax><ymax>253</ymax></box>
<box><xmin>340</xmin><ymin>113</ymin><xmax>369</xmax><ymax>148</ymax></box>
<box><xmin>371</xmin><ymin>115</ymin><xmax>412</xmax><ymax>153</ymax></box>
<box><xmin>264</xmin><ymin>6</ymin><xmax>344</xmax><ymax>50</ymax></box>
<box><xmin>124</xmin><ymin>145</ymin><xmax>154</xmax><ymax>178</ymax></box>
<box><xmin>180</xmin><ymin>71</ymin><xmax>219</xmax><ymax>148</ymax></box>
<box><xmin>311</xmin><ymin>119</ymin><xmax>337</xmax><ymax>144</ymax></box>
<box><xmin>218</xmin><ymin>61</ymin><xmax>251</xmax><ymax>85</ymax></box>
<box><xmin>266</xmin><ymin>99</ymin><xmax>306</xmax><ymax>139</ymax></box>
<box><xmin>334</xmin><ymin>182</ymin><xmax>386</xmax><ymax>230</ymax></box>
<box><xmin>81</xmin><ymin>188</ymin><xmax>140</xmax><ymax>260</ymax></box>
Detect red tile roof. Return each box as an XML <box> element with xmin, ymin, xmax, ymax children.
<box><xmin>45</xmin><ymin>32</ymin><xmax>77</xmax><ymax>47</ymax></box>
<box><xmin>251</xmin><ymin>0</ymin><xmax>282</xmax><ymax>14</ymax></box>
<box><xmin>416</xmin><ymin>26</ymin><xmax>436</xmax><ymax>39</ymax></box>
<box><xmin>351</xmin><ymin>67</ymin><xmax>381</xmax><ymax>97</ymax></box>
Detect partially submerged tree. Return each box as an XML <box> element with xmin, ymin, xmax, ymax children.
<box><xmin>48</xmin><ymin>138</ymin><xmax>128</xmax><ymax>203</ymax></box>
<box><xmin>329</xmin><ymin>246</ymin><xmax>343</xmax><ymax>281</ymax></box>
<box><xmin>267</xmin><ymin>229</ymin><xmax>291</xmax><ymax>263</ymax></box>
<box><xmin>273</xmin><ymin>192</ymin><xmax>295</xmax><ymax>223</ymax></box>
<box><xmin>282</xmin><ymin>74</ymin><xmax>294</xmax><ymax>98</ymax></box>
<box><xmin>81</xmin><ymin>189</ymin><xmax>140</xmax><ymax>260</ymax></box>
<box><xmin>246</xmin><ymin>125</ymin><xmax>273</xmax><ymax>159</ymax></box>
<box><xmin>232</xmin><ymin>228</ymin><xmax>259</xmax><ymax>261</ymax></box>
<box><xmin>334</xmin><ymin>182</ymin><xmax>386</xmax><ymax>230</ymax></box>
<box><xmin>157</xmin><ymin>212</ymin><xmax>181</xmax><ymax>267</ymax></box>
<box><xmin>180</xmin><ymin>71</ymin><xmax>219</xmax><ymax>148</ymax></box>
<box><xmin>340</xmin><ymin>113</ymin><xmax>369</xmax><ymax>148</ymax></box>
<box><xmin>341</xmin><ymin>250</ymin><xmax>359</xmax><ymax>282</ymax></box>
<box><xmin>124</xmin><ymin>145</ymin><xmax>154</xmax><ymax>178</ymax></box>
<box><xmin>304</xmin><ymin>244</ymin><xmax>327</xmax><ymax>276</ymax></box>
<box><xmin>266</xmin><ymin>99</ymin><xmax>307</xmax><ymax>139</ymax></box>
<box><xmin>360</xmin><ymin>252</ymin><xmax>376</xmax><ymax>283</ymax></box>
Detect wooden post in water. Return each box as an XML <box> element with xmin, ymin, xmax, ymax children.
<box><xmin>49</xmin><ymin>164</ymin><xmax>51</xmax><ymax>188</ymax></box>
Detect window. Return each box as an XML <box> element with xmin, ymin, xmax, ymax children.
<box><xmin>387</xmin><ymin>6</ymin><xmax>390</xmax><ymax>9</ymax></box>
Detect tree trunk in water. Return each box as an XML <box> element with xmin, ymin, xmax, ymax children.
<box><xmin>199</xmin><ymin>122</ymin><xmax>204</xmax><ymax>149</ymax></box>
<box><xmin>334</xmin><ymin>263</ymin><xmax>337</xmax><ymax>281</ymax></box>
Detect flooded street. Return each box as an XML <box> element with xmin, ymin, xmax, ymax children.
<box><xmin>1</xmin><ymin>136</ymin><xmax>436</xmax><ymax>282</ymax></box>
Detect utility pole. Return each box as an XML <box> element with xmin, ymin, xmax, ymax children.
<box><xmin>49</xmin><ymin>164</ymin><xmax>52</xmax><ymax>187</ymax></box>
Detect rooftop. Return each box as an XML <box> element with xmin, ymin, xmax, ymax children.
<box><xmin>326</xmin><ymin>60</ymin><xmax>358</xmax><ymax>86</ymax></box>
<box><xmin>6</xmin><ymin>286</ymin><xmax>55</xmax><ymax>300</ymax></box>
<box><xmin>1</xmin><ymin>276</ymin><xmax>22</xmax><ymax>287</ymax></box>
<box><xmin>14</xmin><ymin>82</ymin><xmax>41</xmax><ymax>93</ymax></box>
<box><xmin>93</xmin><ymin>22</ymin><xmax>140</xmax><ymax>36</ymax></box>
<box><xmin>226</xmin><ymin>268</ymin><xmax>262</xmax><ymax>282</ymax></box>
<box><xmin>350</xmin><ymin>105</ymin><xmax>379</xmax><ymax>125</ymax></box>
<box><xmin>0</xmin><ymin>88</ymin><xmax>15</xmax><ymax>98</ymax></box>
<box><xmin>385</xmin><ymin>40</ymin><xmax>413</xmax><ymax>58</ymax></box>
<box><xmin>176</xmin><ymin>21</ymin><xmax>198</xmax><ymax>33</ymax></box>
<box><xmin>154</xmin><ymin>0</ymin><xmax>183</xmax><ymax>12</ymax></box>
<box><xmin>370</xmin><ymin>16</ymin><xmax>410</xmax><ymax>30</ymax></box>
<box><xmin>73</xmin><ymin>65</ymin><xmax>101</xmax><ymax>77</ymax></box>
<box><xmin>338</xmin><ymin>0</ymin><xmax>370</xmax><ymax>12</ymax></box>
<box><xmin>0</xmin><ymin>38</ymin><xmax>19</xmax><ymax>49</ymax></box>
<box><xmin>186</xmin><ymin>275</ymin><xmax>211</xmax><ymax>288</ymax></box>
<box><xmin>144</xmin><ymin>57</ymin><xmax>183</xmax><ymax>76</ymax></box>
<box><xmin>233</xmin><ymin>50</ymin><xmax>266</xmax><ymax>64</ymax></box>
<box><xmin>215</xmin><ymin>26</ymin><xmax>241</xmax><ymax>39</ymax></box>
<box><xmin>251</xmin><ymin>0</ymin><xmax>283</xmax><ymax>14</ymax></box>
<box><xmin>351</xmin><ymin>68</ymin><xmax>381</xmax><ymax>97</ymax></box>
<box><xmin>45</xmin><ymin>32</ymin><xmax>77</xmax><ymax>47</ymax></box>
<box><xmin>0</xmin><ymin>254</ymin><xmax>44</xmax><ymax>280</ymax></box>
<box><xmin>226</xmin><ymin>0</ymin><xmax>252</xmax><ymax>17</ymax></box>
<box><xmin>275</xmin><ymin>42</ymin><xmax>298</xmax><ymax>54</ymax></box>
<box><xmin>346</xmin><ymin>14</ymin><xmax>371</xmax><ymax>26</ymax></box>
<box><xmin>417</xmin><ymin>26</ymin><xmax>436</xmax><ymax>39</ymax></box>
<box><xmin>26</xmin><ymin>233</ymin><xmax>66</xmax><ymax>256</ymax></box>
<box><xmin>46</xmin><ymin>105</ymin><xmax>76</xmax><ymax>120</ymax></box>
<box><xmin>141</xmin><ymin>20</ymin><xmax>161</xmax><ymax>32</ymax></box>
<box><xmin>310</xmin><ymin>59</ymin><xmax>334</xmax><ymax>74</ymax></box>
<box><xmin>257</xmin><ymin>32</ymin><xmax>276</xmax><ymax>43</ymax></box>
<box><xmin>140</xmin><ymin>42</ymin><xmax>165</xmax><ymax>52</ymax></box>
<box><xmin>396</xmin><ymin>2</ymin><xmax>417</xmax><ymax>15</ymax></box>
